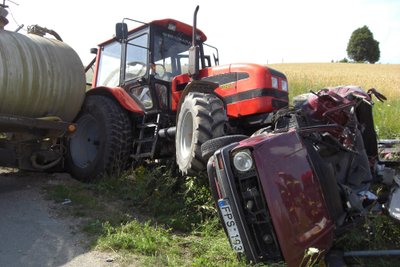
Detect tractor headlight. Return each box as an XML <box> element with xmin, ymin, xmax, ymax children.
<box><xmin>233</xmin><ymin>149</ymin><xmax>253</xmax><ymax>172</ymax></box>
<box><xmin>271</xmin><ymin>76</ymin><xmax>278</xmax><ymax>89</ymax></box>
<box><xmin>167</xmin><ymin>22</ymin><xmax>176</xmax><ymax>31</ymax></box>
<box><xmin>282</xmin><ymin>79</ymin><xmax>288</xmax><ymax>91</ymax></box>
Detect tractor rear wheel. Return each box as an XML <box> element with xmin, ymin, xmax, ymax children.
<box><xmin>176</xmin><ymin>92</ymin><xmax>226</xmax><ymax>175</ymax></box>
<box><xmin>66</xmin><ymin>95</ymin><xmax>132</xmax><ymax>181</ymax></box>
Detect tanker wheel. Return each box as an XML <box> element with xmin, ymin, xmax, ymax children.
<box><xmin>176</xmin><ymin>92</ymin><xmax>226</xmax><ymax>175</ymax></box>
<box><xmin>66</xmin><ymin>95</ymin><xmax>133</xmax><ymax>181</ymax></box>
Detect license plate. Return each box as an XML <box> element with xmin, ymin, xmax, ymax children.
<box><xmin>218</xmin><ymin>199</ymin><xmax>244</xmax><ymax>252</ymax></box>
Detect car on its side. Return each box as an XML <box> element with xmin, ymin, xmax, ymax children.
<box><xmin>203</xmin><ymin>86</ymin><xmax>400</xmax><ymax>266</ymax></box>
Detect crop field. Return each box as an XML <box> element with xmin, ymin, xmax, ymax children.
<box><xmin>268</xmin><ymin>63</ymin><xmax>400</xmax><ymax>139</ymax></box>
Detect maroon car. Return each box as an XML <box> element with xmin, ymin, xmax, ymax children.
<box><xmin>203</xmin><ymin>86</ymin><xmax>399</xmax><ymax>266</ymax></box>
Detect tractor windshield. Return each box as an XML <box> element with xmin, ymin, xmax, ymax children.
<box><xmin>153</xmin><ymin>31</ymin><xmax>192</xmax><ymax>81</ymax></box>
<box><xmin>96</xmin><ymin>42</ymin><xmax>122</xmax><ymax>87</ymax></box>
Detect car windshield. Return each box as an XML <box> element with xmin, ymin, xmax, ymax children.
<box><xmin>153</xmin><ymin>31</ymin><xmax>192</xmax><ymax>81</ymax></box>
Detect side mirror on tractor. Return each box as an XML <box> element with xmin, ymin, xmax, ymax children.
<box><xmin>115</xmin><ymin>22</ymin><xmax>128</xmax><ymax>41</ymax></box>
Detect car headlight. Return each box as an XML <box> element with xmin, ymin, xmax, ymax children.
<box><xmin>233</xmin><ymin>149</ymin><xmax>253</xmax><ymax>172</ymax></box>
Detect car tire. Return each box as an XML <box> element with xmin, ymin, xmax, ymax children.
<box><xmin>201</xmin><ymin>135</ymin><xmax>248</xmax><ymax>161</ymax></box>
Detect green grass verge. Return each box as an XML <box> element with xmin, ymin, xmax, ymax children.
<box><xmin>44</xmin><ymin>162</ymin><xmax>249</xmax><ymax>266</ymax></box>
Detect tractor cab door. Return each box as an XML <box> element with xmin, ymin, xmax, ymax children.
<box><xmin>121</xmin><ymin>26</ymin><xmax>177</xmax><ymax>113</ymax></box>
<box><xmin>121</xmin><ymin>29</ymin><xmax>156</xmax><ymax>111</ymax></box>
<box><xmin>150</xmin><ymin>26</ymin><xmax>196</xmax><ymax>112</ymax></box>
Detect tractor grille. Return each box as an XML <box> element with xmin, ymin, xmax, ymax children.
<box><xmin>232</xmin><ymin>166</ymin><xmax>282</xmax><ymax>262</ymax></box>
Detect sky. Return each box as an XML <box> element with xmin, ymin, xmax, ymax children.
<box><xmin>3</xmin><ymin>0</ymin><xmax>400</xmax><ymax>66</ymax></box>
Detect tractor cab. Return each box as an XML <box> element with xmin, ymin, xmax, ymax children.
<box><xmin>91</xmin><ymin>19</ymin><xmax>218</xmax><ymax>113</ymax></box>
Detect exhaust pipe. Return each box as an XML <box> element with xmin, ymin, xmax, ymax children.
<box><xmin>188</xmin><ymin>6</ymin><xmax>200</xmax><ymax>79</ymax></box>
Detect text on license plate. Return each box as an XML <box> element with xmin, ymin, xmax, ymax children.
<box><xmin>218</xmin><ymin>199</ymin><xmax>244</xmax><ymax>253</ymax></box>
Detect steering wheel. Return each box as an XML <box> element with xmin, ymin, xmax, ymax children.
<box><xmin>126</xmin><ymin>61</ymin><xmax>147</xmax><ymax>77</ymax></box>
<box><xmin>154</xmin><ymin>64</ymin><xmax>166</xmax><ymax>79</ymax></box>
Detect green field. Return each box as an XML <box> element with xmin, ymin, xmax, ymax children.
<box><xmin>268</xmin><ymin>63</ymin><xmax>400</xmax><ymax>138</ymax></box>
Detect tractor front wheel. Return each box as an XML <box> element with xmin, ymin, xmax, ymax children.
<box><xmin>176</xmin><ymin>92</ymin><xmax>226</xmax><ymax>175</ymax></box>
<box><xmin>66</xmin><ymin>95</ymin><xmax>133</xmax><ymax>181</ymax></box>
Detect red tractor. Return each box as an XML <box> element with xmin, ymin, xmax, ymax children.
<box><xmin>66</xmin><ymin>7</ymin><xmax>289</xmax><ymax>180</ymax></box>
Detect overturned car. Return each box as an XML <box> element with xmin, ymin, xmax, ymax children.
<box><xmin>203</xmin><ymin>86</ymin><xmax>400</xmax><ymax>266</ymax></box>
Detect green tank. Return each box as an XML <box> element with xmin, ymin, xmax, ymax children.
<box><xmin>0</xmin><ymin>30</ymin><xmax>85</xmax><ymax>122</ymax></box>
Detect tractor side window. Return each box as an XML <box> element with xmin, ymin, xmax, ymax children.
<box><xmin>129</xmin><ymin>86</ymin><xmax>153</xmax><ymax>109</ymax></box>
<box><xmin>177</xmin><ymin>52</ymin><xmax>189</xmax><ymax>74</ymax></box>
<box><xmin>97</xmin><ymin>42</ymin><xmax>121</xmax><ymax>87</ymax></box>
<box><xmin>154</xmin><ymin>57</ymin><xmax>172</xmax><ymax>81</ymax></box>
<box><xmin>125</xmin><ymin>34</ymin><xmax>149</xmax><ymax>81</ymax></box>
<box><xmin>203</xmin><ymin>44</ymin><xmax>219</xmax><ymax>67</ymax></box>
<box><xmin>153</xmin><ymin>31</ymin><xmax>191</xmax><ymax>80</ymax></box>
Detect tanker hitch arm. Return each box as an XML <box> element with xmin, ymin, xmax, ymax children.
<box><xmin>0</xmin><ymin>113</ymin><xmax>76</xmax><ymax>137</ymax></box>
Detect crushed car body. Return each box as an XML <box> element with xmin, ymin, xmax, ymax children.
<box><xmin>204</xmin><ymin>86</ymin><xmax>400</xmax><ymax>266</ymax></box>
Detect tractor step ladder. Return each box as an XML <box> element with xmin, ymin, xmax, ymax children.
<box><xmin>132</xmin><ymin>113</ymin><xmax>160</xmax><ymax>160</ymax></box>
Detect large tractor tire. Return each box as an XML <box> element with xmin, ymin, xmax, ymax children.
<box><xmin>66</xmin><ymin>95</ymin><xmax>133</xmax><ymax>181</ymax></box>
<box><xmin>176</xmin><ymin>92</ymin><xmax>226</xmax><ymax>175</ymax></box>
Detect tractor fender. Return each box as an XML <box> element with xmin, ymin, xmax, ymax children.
<box><xmin>86</xmin><ymin>86</ymin><xmax>144</xmax><ymax>115</ymax></box>
<box><xmin>176</xmin><ymin>80</ymin><xmax>223</xmax><ymax>118</ymax></box>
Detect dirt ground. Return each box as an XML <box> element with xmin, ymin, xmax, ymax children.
<box><xmin>0</xmin><ymin>169</ymin><xmax>123</xmax><ymax>267</ymax></box>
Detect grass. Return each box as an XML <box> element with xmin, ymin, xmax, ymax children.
<box><xmin>45</xmin><ymin>183</ymin><xmax>98</xmax><ymax>210</ymax></box>
<box><xmin>98</xmin><ymin>220</ymin><xmax>172</xmax><ymax>256</ymax></box>
<box><xmin>335</xmin><ymin>214</ymin><xmax>400</xmax><ymax>267</ymax></box>
<box><xmin>268</xmin><ymin>63</ymin><xmax>400</xmax><ymax>139</ymax></box>
<box><xmin>44</xmin><ymin>163</ymin><xmax>247</xmax><ymax>266</ymax></box>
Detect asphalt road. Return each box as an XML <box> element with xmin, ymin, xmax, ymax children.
<box><xmin>0</xmin><ymin>170</ymin><xmax>119</xmax><ymax>267</ymax></box>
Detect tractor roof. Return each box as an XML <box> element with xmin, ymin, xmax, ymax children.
<box><xmin>151</xmin><ymin>19</ymin><xmax>207</xmax><ymax>42</ymax></box>
<box><xmin>99</xmin><ymin>18</ymin><xmax>207</xmax><ymax>46</ymax></box>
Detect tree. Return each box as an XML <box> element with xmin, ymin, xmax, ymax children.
<box><xmin>347</xmin><ymin>26</ymin><xmax>380</xmax><ymax>64</ymax></box>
